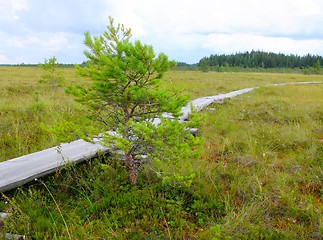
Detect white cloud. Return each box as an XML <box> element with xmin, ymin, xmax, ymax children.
<box><xmin>0</xmin><ymin>55</ymin><xmax>10</xmax><ymax>63</ymax></box>
<box><xmin>0</xmin><ymin>0</ymin><xmax>28</xmax><ymax>31</ymax></box>
<box><xmin>203</xmin><ymin>33</ymin><xmax>323</xmax><ymax>56</ymax></box>
<box><xmin>11</xmin><ymin>0</ymin><xmax>28</xmax><ymax>11</ymax></box>
<box><xmin>116</xmin><ymin>0</ymin><xmax>315</xmax><ymax>35</ymax></box>
<box><xmin>5</xmin><ymin>32</ymin><xmax>68</xmax><ymax>52</ymax></box>
<box><xmin>103</xmin><ymin>0</ymin><xmax>323</xmax><ymax>57</ymax></box>
<box><xmin>0</xmin><ymin>0</ymin><xmax>28</xmax><ymax>15</ymax></box>
<box><xmin>106</xmin><ymin>1</ymin><xmax>147</xmax><ymax>38</ymax></box>
<box><xmin>1</xmin><ymin>0</ymin><xmax>323</xmax><ymax>64</ymax></box>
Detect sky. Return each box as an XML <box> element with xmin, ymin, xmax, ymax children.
<box><xmin>1</xmin><ymin>0</ymin><xmax>323</xmax><ymax>64</ymax></box>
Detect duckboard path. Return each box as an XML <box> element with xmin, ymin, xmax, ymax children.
<box><xmin>0</xmin><ymin>82</ymin><xmax>321</xmax><ymax>193</ymax></box>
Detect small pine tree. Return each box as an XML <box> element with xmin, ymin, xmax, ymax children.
<box><xmin>314</xmin><ymin>59</ymin><xmax>321</xmax><ymax>72</ymax></box>
<box><xmin>64</xmin><ymin>17</ymin><xmax>202</xmax><ymax>184</ymax></box>
<box><xmin>39</xmin><ymin>56</ymin><xmax>65</xmax><ymax>87</ymax></box>
<box><xmin>199</xmin><ymin>59</ymin><xmax>209</xmax><ymax>72</ymax></box>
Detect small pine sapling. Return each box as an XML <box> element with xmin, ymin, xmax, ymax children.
<box><xmin>65</xmin><ymin>17</ymin><xmax>202</xmax><ymax>184</ymax></box>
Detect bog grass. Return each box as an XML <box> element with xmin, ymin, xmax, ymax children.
<box><xmin>0</xmin><ymin>66</ymin><xmax>87</xmax><ymax>161</ymax></box>
<box><xmin>0</xmin><ymin>66</ymin><xmax>322</xmax><ymax>239</ymax></box>
<box><xmin>163</xmin><ymin>70</ymin><xmax>323</xmax><ymax>98</ymax></box>
<box><xmin>198</xmin><ymin>84</ymin><xmax>322</xmax><ymax>239</ymax></box>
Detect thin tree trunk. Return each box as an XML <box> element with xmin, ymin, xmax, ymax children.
<box><xmin>125</xmin><ymin>152</ymin><xmax>137</xmax><ymax>184</ymax></box>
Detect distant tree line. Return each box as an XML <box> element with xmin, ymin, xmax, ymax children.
<box><xmin>199</xmin><ymin>50</ymin><xmax>323</xmax><ymax>69</ymax></box>
<box><xmin>0</xmin><ymin>63</ymin><xmax>76</xmax><ymax>68</ymax></box>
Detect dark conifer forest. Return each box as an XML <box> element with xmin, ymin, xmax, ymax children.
<box><xmin>199</xmin><ymin>50</ymin><xmax>323</xmax><ymax>69</ymax></box>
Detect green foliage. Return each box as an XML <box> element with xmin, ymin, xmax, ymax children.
<box><xmin>314</xmin><ymin>59</ymin><xmax>321</xmax><ymax>70</ymax></box>
<box><xmin>39</xmin><ymin>56</ymin><xmax>65</xmax><ymax>87</ymax></box>
<box><xmin>64</xmin><ymin>17</ymin><xmax>195</xmax><ymax>184</ymax></box>
<box><xmin>198</xmin><ymin>59</ymin><xmax>209</xmax><ymax>72</ymax></box>
<box><xmin>304</xmin><ymin>59</ymin><xmax>323</xmax><ymax>74</ymax></box>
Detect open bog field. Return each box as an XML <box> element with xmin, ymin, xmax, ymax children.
<box><xmin>0</xmin><ymin>66</ymin><xmax>85</xmax><ymax>161</ymax></box>
<box><xmin>199</xmin><ymin>84</ymin><xmax>322</xmax><ymax>239</ymax></box>
<box><xmin>162</xmin><ymin>70</ymin><xmax>323</xmax><ymax>98</ymax></box>
<box><xmin>0</xmin><ymin>66</ymin><xmax>322</xmax><ymax>239</ymax></box>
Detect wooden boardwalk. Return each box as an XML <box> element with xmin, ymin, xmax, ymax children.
<box><xmin>0</xmin><ymin>82</ymin><xmax>321</xmax><ymax>193</ymax></box>
<box><xmin>0</xmin><ymin>139</ymin><xmax>109</xmax><ymax>192</ymax></box>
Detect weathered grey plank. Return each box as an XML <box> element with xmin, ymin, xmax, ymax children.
<box><xmin>0</xmin><ymin>140</ymin><xmax>109</xmax><ymax>192</ymax></box>
<box><xmin>179</xmin><ymin>87</ymin><xmax>255</xmax><ymax>121</ymax></box>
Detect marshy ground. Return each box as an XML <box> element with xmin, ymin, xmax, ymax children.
<box><xmin>0</xmin><ymin>67</ymin><xmax>322</xmax><ymax>239</ymax></box>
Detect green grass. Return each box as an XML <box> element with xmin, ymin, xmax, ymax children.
<box><xmin>162</xmin><ymin>71</ymin><xmax>323</xmax><ymax>98</ymax></box>
<box><xmin>0</xmin><ymin>67</ymin><xmax>322</xmax><ymax>239</ymax></box>
<box><xmin>0</xmin><ymin>66</ymin><xmax>86</xmax><ymax>160</ymax></box>
<box><xmin>198</xmin><ymin>84</ymin><xmax>322</xmax><ymax>239</ymax></box>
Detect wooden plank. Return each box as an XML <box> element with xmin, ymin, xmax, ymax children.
<box><xmin>0</xmin><ymin>140</ymin><xmax>109</xmax><ymax>192</ymax></box>
<box><xmin>179</xmin><ymin>87</ymin><xmax>255</xmax><ymax>121</ymax></box>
